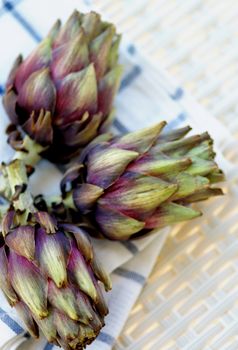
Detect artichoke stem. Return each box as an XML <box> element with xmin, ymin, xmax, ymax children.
<box><xmin>13</xmin><ymin>135</ymin><xmax>46</xmax><ymax>167</ymax></box>
<box><xmin>43</xmin><ymin>192</ymin><xmax>76</xmax><ymax>212</ymax></box>
<box><xmin>0</xmin><ymin>135</ymin><xmax>44</xmax><ymax>203</ymax></box>
<box><xmin>6</xmin><ymin>159</ymin><xmax>35</xmax><ymax>215</ymax></box>
<box><xmin>63</xmin><ymin>193</ymin><xmax>76</xmax><ymax>210</ymax></box>
<box><xmin>0</xmin><ymin>170</ymin><xmax>11</xmax><ymax>200</ymax></box>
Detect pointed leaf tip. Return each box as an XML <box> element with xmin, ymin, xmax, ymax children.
<box><xmin>100</xmin><ymin>174</ymin><xmax>178</xmax><ymax>220</ymax></box>
<box><xmin>2</xmin><ymin>211</ymin><xmax>15</xmax><ymax>237</ymax></box>
<box><xmin>9</xmin><ymin>251</ymin><xmax>48</xmax><ymax>318</ymax></box>
<box><xmin>18</xmin><ymin>68</ymin><xmax>56</xmax><ymax>114</ymax></box>
<box><xmin>68</xmin><ymin>245</ymin><xmax>98</xmax><ymax>302</ymax></box>
<box><xmin>53</xmin><ymin>310</ymin><xmax>79</xmax><ymax>342</ymax></box>
<box><xmin>2</xmin><ymin>88</ymin><xmax>19</xmax><ymax>124</ymax></box>
<box><xmin>96</xmin><ymin>204</ymin><xmax>145</xmax><ymax>240</ymax></box>
<box><xmin>91</xmin><ymin>254</ymin><xmax>112</xmax><ymax>291</ymax></box>
<box><xmin>145</xmin><ymin>202</ymin><xmax>201</xmax><ymax>229</ymax></box>
<box><xmin>112</xmin><ymin>122</ymin><xmax>167</xmax><ymax>154</ymax></box>
<box><xmin>36</xmin><ymin>228</ymin><xmax>67</xmax><ymax>288</ymax></box>
<box><xmin>82</xmin><ymin>11</ymin><xmax>102</xmax><ymax>42</ymax></box>
<box><xmin>48</xmin><ymin>19</ymin><xmax>61</xmax><ymax>41</ymax></box>
<box><xmin>60</xmin><ymin>224</ymin><xmax>93</xmax><ymax>262</ymax></box>
<box><xmin>48</xmin><ymin>280</ymin><xmax>79</xmax><ymax>321</ymax></box>
<box><xmin>51</xmin><ymin>29</ymin><xmax>89</xmax><ymax>80</ymax></box>
<box><xmin>15</xmin><ymin>38</ymin><xmax>52</xmax><ymax>91</ymax></box>
<box><xmin>73</xmin><ymin>183</ymin><xmax>104</xmax><ymax>213</ymax></box>
<box><xmin>53</xmin><ymin>10</ymin><xmax>82</xmax><ymax>47</ymax></box>
<box><xmin>87</xmin><ymin>144</ymin><xmax>138</xmax><ymax>189</ymax></box>
<box><xmin>158</xmin><ymin>125</ymin><xmax>192</xmax><ymax>142</ymax></box>
<box><xmin>6</xmin><ymin>225</ymin><xmax>35</xmax><ymax>260</ymax></box>
<box><xmin>90</xmin><ymin>26</ymin><xmax>116</xmax><ymax>79</ymax></box>
<box><xmin>0</xmin><ymin>247</ymin><xmax>18</xmax><ymax>305</ymax></box>
<box><xmin>6</xmin><ymin>54</ymin><xmax>23</xmax><ymax>89</ymax></box>
<box><xmin>34</xmin><ymin>212</ymin><xmax>57</xmax><ymax>233</ymax></box>
<box><xmin>55</xmin><ymin>64</ymin><xmax>97</xmax><ymax>125</ymax></box>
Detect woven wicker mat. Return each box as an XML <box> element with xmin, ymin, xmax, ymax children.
<box><xmin>94</xmin><ymin>0</ymin><xmax>238</xmax><ymax>139</ymax></box>
<box><xmin>87</xmin><ymin>1</ymin><xmax>238</xmax><ymax>349</ymax></box>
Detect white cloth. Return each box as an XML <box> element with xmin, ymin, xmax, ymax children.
<box><xmin>0</xmin><ymin>1</ymin><xmax>224</xmax><ymax>349</ymax></box>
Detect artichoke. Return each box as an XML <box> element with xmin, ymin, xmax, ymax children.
<box><xmin>0</xmin><ymin>160</ymin><xmax>111</xmax><ymax>350</ymax></box>
<box><xmin>57</xmin><ymin>122</ymin><xmax>224</xmax><ymax>240</ymax></box>
<box><xmin>3</xmin><ymin>10</ymin><xmax>122</xmax><ymax>162</ymax></box>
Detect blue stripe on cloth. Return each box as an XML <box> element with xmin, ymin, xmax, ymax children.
<box><xmin>0</xmin><ymin>85</ymin><xmax>5</xmax><ymax>95</ymax></box>
<box><xmin>167</xmin><ymin>112</ymin><xmax>187</xmax><ymax>130</ymax></box>
<box><xmin>114</xmin><ymin>65</ymin><xmax>142</xmax><ymax>132</ymax></box>
<box><xmin>97</xmin><ymin>332</ymin><xmax>115</xmax><ymax>345</ymax></box>
<box><xmin>114</xmin><ymin>268</ymin><xmax>146</xmax><ymax>285</ymax></box>
<box><xmin>3</xmin><ymin>0</ymin><xmax>22</xmax><ymax>5</ymax></box>
<box><xmin>0</xmin><ymin>307</ymin><xmax>24</xmax><ymax>334</ymax></box>
<box><xmin>113</xmin><ymin>118</ymin><xmax>129</xmax><ymax>134</ymax></box>
<box><xmin>121</xmin><ymin>241</ymin><xmax>139</xmax><ymax>255</ymax></box>
<box><xmin>119</xmin><ymin>65</ymin><xmax>142</xmax><ymax>92</ymax></box>
<box><xmin>3</xmin><ymin>1</ymin><xmax>42</xmax><ymax>42</ymax></box>
<box><xmin>127</xmin><ymin>44</ymin><xmax>136</xmax><ymax>55</ymax></box>
<box><xmin>44</xmin><ymin>343</ymin><xmax>54</xmax><ymax>350</ymax></box>
<box><xmin>170</xmin><ymin>87</ymin><xmax>184</xmax><ymax>100</ymax></box>
<box><xmin>0</xmin><ymin>0</ymin><xmax>22</xmax><ymax>17</ymax></box>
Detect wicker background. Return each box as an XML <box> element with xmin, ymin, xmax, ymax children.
<box><xmin>87</xmin><ymin>1</ymin><xmax>238</xmax><ymax>349</ymax></box>
<box><xmin>93</xmin><ymin>0</ymin><xmax>238</xmax><ymax>139</ymax></box>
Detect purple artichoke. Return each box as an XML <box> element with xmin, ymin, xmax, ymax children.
<box><xmin>58</xmin><ymin>122</ymin><xmax>224</xmax><ymax>240</ymax></box>
<box><xmin>0</xmin><ymin>160</ymin><xmax>111</xmax><ymax>349</ymax></box>
<box><xmin>3</xmin><ymin>10</ymin><xmax>122</xmax><ymax>162</ymax></box>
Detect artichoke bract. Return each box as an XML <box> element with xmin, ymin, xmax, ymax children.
<box><xmin>0</xmin><ymin>160</ymin><xmax>111</xmax><ymax>350</ymax></box>
<box><xmin>3</xmin><ymin>10</ymin><xmax>122</xmax><ymax>162</ymax></box>
<box><xmin>60</xmin><ymin>122</ymin><xmax>224</xmax><ymax>240</ymax></box>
